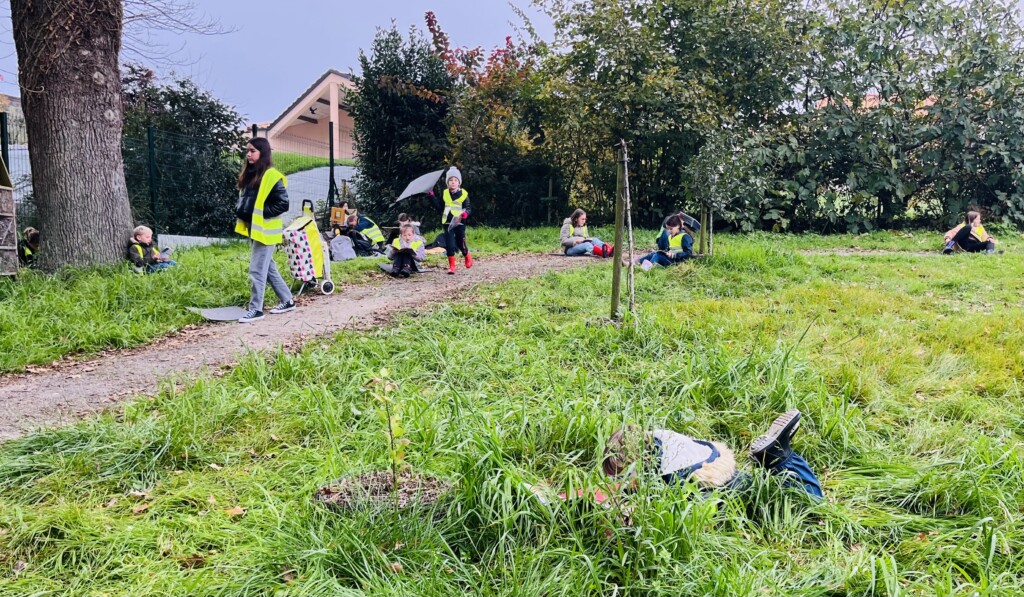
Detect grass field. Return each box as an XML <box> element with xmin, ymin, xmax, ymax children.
<box><xmin>272</xmin><ymin>153</ymin><xmax>358</xmax><ymax>175</ymax></box>
<box><xmin>1</xmin><ymin>232</ymin><xmax>1023</xmax><ymax>595</ymax></box>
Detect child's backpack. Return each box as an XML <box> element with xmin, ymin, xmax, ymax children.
<box><xmin>330</xmin><ymin>235</ymin><xmax>357</xmax><ymax>261</ymax></box>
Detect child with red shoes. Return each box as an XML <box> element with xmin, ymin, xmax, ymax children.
<box><xmin>428</xmin><ymin>166</ymin><xmax>473</xmax><ymax>274</ymax></box>
<box><xmin>560</xmin><ymin>209</ymin><xmax>614</xmax><ymax>257</ymax></box>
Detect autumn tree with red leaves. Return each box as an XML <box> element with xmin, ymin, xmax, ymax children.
<box><xmin>425</xmin><ymin>12</ymin><xmax>556</xmax><ymax>225</ymax></box>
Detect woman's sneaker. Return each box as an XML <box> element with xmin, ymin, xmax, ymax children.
<box><xmin>238</xmin><ymin>309</ymin><xmax>264</xmax><ymax>323</ymax></box>
<box><xmin>269</xmin><ymin>301</ymin><xmax>296</xmax><ymax>314</ymax></box>
<box><xmin>749</xmin><ymin>409</ymin><xmax>801</xmax><ymax>468</ymax></box>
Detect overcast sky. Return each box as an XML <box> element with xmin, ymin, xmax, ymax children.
<box><xmin>0</xmin><ymin>1</ymin><xmax>553</xmax><ymax>123</ymax></box>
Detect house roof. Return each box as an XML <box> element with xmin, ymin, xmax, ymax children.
<box><xmin>268</xmin><ymin>69</ymin><xmax>355</xmax><ymax>133</ymax></box>
<box><xmin>814</xmin><ymin>93</ymin><xmax>937</xmax><ymax>114</ymax></box>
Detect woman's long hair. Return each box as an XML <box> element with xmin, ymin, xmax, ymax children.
<box><xmin>665</xmin><ymin>214</ymin><xmax>684</xmax><ymax>230</ymax></box>
<box><xmin>238</xmin><ymin>137</ymin><xmax>274</xmax><ymax>190</ymax></box>
<box><xmin>570</xmin><ymin>208</ymin><xmax>586</xmax><ymax>227</ymax></box>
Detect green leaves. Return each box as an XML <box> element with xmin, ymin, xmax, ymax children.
<box><xmin>366</xmin><ymin>369</ymin><xmax>409</xmax><ymax>487</ymax></box>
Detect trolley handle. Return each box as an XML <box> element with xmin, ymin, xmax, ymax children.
<box><xmin>302</xmin><ymin>199</ymin><xmax>314</xmax><ymax>216</ymax></box>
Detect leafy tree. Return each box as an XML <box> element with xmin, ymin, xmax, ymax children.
<box><xmin>10</xmin><ymin>0</ymin><xmax>135</xmax><ymax>271</ymax></box>
<box><xmin>767</xmin><ymin>0</ymin><xmax>1024</xmax><ymax>231</ymax></box>
<box><xmin>425</xmin><ymin>13</ymin><xmax>552</xmax><ymax>226</ymax></box>
<box><xmin>535</xmin><ymin>0</ymin><xmax>810</xmax><ymax>225</ymax></box>
<box><xmin>121</xmin><ymin>65</ymin><xmax>245</xmax><ymax>236</ymax></box>
<box><xmin>349</xmin><ymin>25</ymin><xmax>454</xmax><ymax>218</ymax></box>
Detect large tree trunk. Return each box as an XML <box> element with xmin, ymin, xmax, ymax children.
<box><xmin>10</xmin><ymin>0</ymin><xmax>134</xmax><ymax>272</ymax></box>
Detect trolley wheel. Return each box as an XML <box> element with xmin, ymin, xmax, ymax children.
<box><xmin>321</xmin><ymin>280</ymin><xmax>335</xmax><ymax>295</ymax></box>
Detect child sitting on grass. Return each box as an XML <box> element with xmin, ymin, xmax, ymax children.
<box><xmin>634</xmin><ymin>214</ymin><xmax>695</xmax><ymax>271</ymax></box>
<box><xmin>943</xmin><ymin>211</ymin><xmax>998</xmax><ymax>254</ymax></box>
<box><xmin>603</xmin><ymin>409</ymin><xmax>822</xmax><ymax>498</ymax></box>
<box><xmin>17</xmin><ymin>227</ymin><xmax>40</xmax><ymax>268</ymax></box>
<box><xmin>126</xmin><ymin>225</ymin><xmax>176</xmax><ymax>274</ymax></box>
<box><xmin>385</xmin><ymin>223</ymin><xmax>425</xmax><ymax>278</ymax></box>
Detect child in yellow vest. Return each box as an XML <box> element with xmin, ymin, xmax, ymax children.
<box><xmin>386</xmin><ymin>224</ymin><xmax>426</xmax><ymax>278</ymax></box>
<box><xmin>943</xmin><ymin>211</ymin><xmax>997</xmax><ymax>254</ymax></box>
<box><xmin>126</xmin><ymin>225</ymin><xmax>175</xmax><ymax>273</ymax></box>
<box><xmin>428</xmin><ymin>166</ymin><xmax>472</xmax><ymax>274</ymax></box>
<box><xmin>234</xmin><ymin>138</ymin><xmax>294</xmax><ymax>323</ymax></box>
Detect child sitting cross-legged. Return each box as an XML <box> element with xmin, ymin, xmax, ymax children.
<box><xmin>385</xmin><ymin>223</ymin><xmax>425</xmax><ymax>278</ymax></box>
<box><xmin>126</xmin><ymin>225</ymin><xmax>176</xmax><ymax>274</ymax></box>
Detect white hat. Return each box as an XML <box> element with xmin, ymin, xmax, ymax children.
<box><xmin>446</xmin><ymin>166</ymin><xmax>462</xmax><ymax>185</ymax></box>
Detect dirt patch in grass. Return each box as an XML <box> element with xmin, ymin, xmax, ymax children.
<box><xmin>314</xmin><ymin>470</ymin><xmax>452</xmax><ymax>511</ymax></box>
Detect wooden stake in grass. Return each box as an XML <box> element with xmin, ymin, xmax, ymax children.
<box><xmin>621</xmin><ymin>141</ymin><xmax>636</xmax><ymax>318</ymax></box>
<box><xmin>610</xmin><ymin>141</ymin><xmax>628</xmax><ymax>322</ymax></box>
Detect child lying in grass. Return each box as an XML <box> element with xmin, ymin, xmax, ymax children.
<box><xmin>126</xmin><ymin>225</ymin><xmax>176</xmax><ymax>274</ymax></box>
<box><xmin>603</xmin><ymin>409</ymin><xmax>822</xmax><ymax>498</ymax></box>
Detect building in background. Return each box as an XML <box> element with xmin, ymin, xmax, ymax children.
<box><xmin>261</xmin><ymin>70</ymin><xmax>357</xmax><ymax>160</ymax></box>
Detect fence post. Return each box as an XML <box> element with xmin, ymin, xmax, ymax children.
<box><xmin>610</xmin><ymin>142</ymin><xmax>627</xmax><ymax>322</ymax></box>
<box><xmin>147</xmin><ymin>126</ymin><xmax>159</xmax><ymax>241</ymax></box>
<box><xmin>0</xmin><ymin>113</ymin><xmax>9</xmax><ymax>173</ymax></box>
<box><xmin>326</xmin><ymin>121</ymin><xmax>338</xmax><ymax>231</ymax></box>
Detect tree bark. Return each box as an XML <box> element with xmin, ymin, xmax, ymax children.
<box><xmin>10</xmin><ymin>0</ymin><xmax>134</xmax><ymax>272</ymax></box>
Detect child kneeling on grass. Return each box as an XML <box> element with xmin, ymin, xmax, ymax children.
<box><xmin>603</xmin><ymin>409</ymin><xmax>822</xmax><ymax>498</ymax></box>
<box><xmin>126</xmin><ymin>225</ymin><xmax>176</xmax><ymax>274</ymax></box>
<box><xmin>386</xmin><ymin>224</ymin><xmax>425</xmax><ymax>278</ymax></box>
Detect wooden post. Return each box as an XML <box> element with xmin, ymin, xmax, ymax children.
<box><xmin>708</xmin><ymin>207</ymin><xmax>714</xmax><ymax>256</ymax></box>
<box><xmin>610</xmin><ymin>143</ymin><xmax>626</xmax><ymax>322</ymax></box>
<box><xmin>147</xmin><ymin>126</ymin><xmax>158</xmax><ymax>242</ymax></box>
<box><xmin>622</xmin><ymin>141</ymin><xmax>636</xmax><ymax>317</ymax></box>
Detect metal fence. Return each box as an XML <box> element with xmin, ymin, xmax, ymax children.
<box><xmin>2</xmin><ymin>114</ymin><xmax>35</xmax><ymax>231</ymax></box>
<box><xmin>3</xmin><ymin>116</ymin><xmax>361</xmax><ymax>243</ymax></box>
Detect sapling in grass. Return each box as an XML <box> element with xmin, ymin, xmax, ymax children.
<box><xmin>366</xmin><ymin>368</ymin><xmax>409</xmax><ymax>491</ymax></box>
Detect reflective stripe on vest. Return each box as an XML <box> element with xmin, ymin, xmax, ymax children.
<box><xmin>134</xmin><ymin>244</ymin><xmax>158</xmax><ymax>261</ymax></box>
<box><xmin>442</xmin><ymin>189</ymin><xmax>468</xmax><ymax>223</ymax></box>
<box><xmin>571</xmin><ymin>225</ymin><xmax>589</xmax><ymax>238</ymax></box>
<box><xmin>234</xmin><ymin>168</ymin><xmax>286</xmax><ymax>245</ymax></box>
<box><xmin>391</xmin><ymin>238</ymin><xmax>424</xmax><ymax>251</ymax></box>
<box><xmin>361</xmin><ymin>218</ymin><xmax>385</xmax><ymax>244</ymax></box>
<box><xmin>668</xmin><ymin>232</ymin><xmax>684</xmax><ymax>250</ymax></box>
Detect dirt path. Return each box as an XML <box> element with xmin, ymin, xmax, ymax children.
<box><xmin>798</xmin><ymin>249</ymin><xmax>941</xmax><ymax>257</ymax></box>
<box><xmin>0</xmin><ymin>254</ymin><xmax>591</xmax><ymax>441</ymax></box>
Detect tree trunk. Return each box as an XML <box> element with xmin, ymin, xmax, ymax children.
<box><xmin>10</xmin><ymin>0</ymin><xmax>134</xmax><ymax>272</ymax></box>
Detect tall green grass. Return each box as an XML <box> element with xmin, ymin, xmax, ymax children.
<box><xmin>1</xmin><ymin>240</ymin><xmax>1023</xmax><ymax>594</ymax></box>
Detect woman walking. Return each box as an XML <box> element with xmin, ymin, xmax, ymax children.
<box><xmin>234</xmin><ymin>137</ymin><xmax>295</xmax><ymax>323</ymax></box>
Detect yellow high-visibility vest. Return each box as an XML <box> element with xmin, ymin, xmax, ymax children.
<box><xmin>360</xmin><ymin>217</ymin><xmax>385</xmax><ymax>244</ymax></box>
<box><xmin>391</xmin><ymin>238</ymin><xmax>424</xmax><ymax>251</ymax></box>
<box><xmin>571</xmin><ymin>224</ymin><xmax>589</xmax><ymax>238</ymax></box>
<box><xmin>235</xmin><ymin>168</ymin><xmax>286</xmax><ymax>245</ymax></box>
<box><xmin>668</xmin><ymin>232</ymin><xmax>685</xmax><ymax>250</ymax></box>
<box><xmin>442</xmin><ymin>189</ymin><xmax>469</xmax><ymax>223</ymax></box>
<box><xmin>134</xmin><ymin>245</ymin><xmax>158</xmax><ymax>260</ymax></box>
